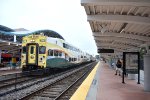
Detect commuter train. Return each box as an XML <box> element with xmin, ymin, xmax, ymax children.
<box><xmin>21</xmin><ymin>31</ymin><xmax>93</xmax><ymax>73</ymax></box>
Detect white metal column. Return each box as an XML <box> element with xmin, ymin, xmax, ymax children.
<box><xmin>14</xmin><ymin>35</ymin><xmax>16</xmax><ymax>42</ymax></box>
<box><xmin>0</xmin><ymin>50</ymin><xmax>1</xmax><ymax>63</ymax></box>
<box><xmin>144</xmin><ymin>55</ymin><xmax>150</xmax><ymax>91</ymax></box>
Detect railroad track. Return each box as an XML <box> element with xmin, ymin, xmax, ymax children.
<box><xmin>0</xmin><ymin>70</ymin><xmax>65</xmax><ymax>98</ymax></box>
<box><xmin>0</xmin><ymin>76</ymin><xmax>34</xmax><ymax>89</ymax></box>
<box><xmin>0</xmin><ymin>75</ymin><xmax>43</xmax><ymax>97</ymax></box>
<box><xmin>19</xmin><ymin>62</ymin><xmax>97</xmax><ymax>100</ymax></box>
<box><xmin>0</xmin><ymin>62</ymin><xmax>96</xmax><ymax>99</ymax></box>
<box><xmin>0</xmin><ymin>72</ymin><xmax>23</xmax><ymax>83</ymax></box>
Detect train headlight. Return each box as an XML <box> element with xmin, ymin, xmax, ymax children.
<box><xmin>30</xmin><ymin>40</ymin><xmax>35</xmax><ymax>42</ymax></box>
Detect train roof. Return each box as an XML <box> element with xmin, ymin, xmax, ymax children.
<box><xmin>28</xmin><ymin>30</ymin><xmax>64</xmax><ymax>40</ymax></box>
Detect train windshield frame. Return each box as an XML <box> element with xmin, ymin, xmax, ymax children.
<box><xmin>39</xmin><ymin>46</ymin><xmax>46</xmax><ymax>54</ymax></box>
<box><xmin>22</xmin><ymin>46</ymin><xmax>26</xmax><ymax>54</ymax></box>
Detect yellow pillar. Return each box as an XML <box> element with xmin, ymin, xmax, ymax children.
<box><xmin>12</xmin><ymin>57</ymin><xmax>16</xmax><ymax>69</ymax></box>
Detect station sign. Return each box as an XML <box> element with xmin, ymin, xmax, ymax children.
<box><xmin>125</xmin><ymin>53</ymin><xmax>138</xmax><ymax>74</ymax></box>
<box><xmin>98</xmin><ymin>49</ymin><xmax>114</xmax><ymax>53</ymax></box>
<box><xmin>122</xmin><ymin>52</ymin><xmax>140</xmax><ymax>84</ymax></box>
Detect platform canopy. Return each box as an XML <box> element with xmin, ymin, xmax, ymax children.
<box><xmin>81</xmin><ymin>0</ymin><xmax>150</xmax><ymax>56</ymax></box>
<box><xmin>0</xmin><ymin>25</ymin><xmax>22</xmax><ymax>54</ymax></box>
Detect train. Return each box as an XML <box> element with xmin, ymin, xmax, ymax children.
<box><xmin>21</xmin><ymin>30</ymin><xmax>94</xmax><ymax>73</ymax></box>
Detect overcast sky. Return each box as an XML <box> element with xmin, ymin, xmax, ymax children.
<box><xmin>0</xmin><ymin>0</ymin><xmax>98</xmax><ymax>55</ymax></box>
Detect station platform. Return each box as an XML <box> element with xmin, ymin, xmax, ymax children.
<box><xmin>0</xmin><ymin>67</ymin><xmax>21</xmax><ymax>76</ymax></box>
<box><xmin>70</xmin><ymin>61</ymin><xmax>150</xmax><ymax>100</ymax></box>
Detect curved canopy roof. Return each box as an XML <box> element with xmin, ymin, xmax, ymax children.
<box><xmin>27</xmin><ymin>30</ymin><xmax>64</xmax><ymax>40</ymax></box>
<box><xmin>0</xmin><ymin>29</ymin><xmax>64</xmax><ymax>43</ymax></box>
<box><xmin>0</xmin><ymin>25</ymin><xmax>14</xmax><ymax>32</ymax></box>
<box><xmin>0</xmin><ymin>26</ymin><xmax>64</xmax><ymax>54</ymax></box>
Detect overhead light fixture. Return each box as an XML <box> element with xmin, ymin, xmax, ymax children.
<box><xmin>112</xmin><ymin>41</ymin><xmax>115</xmax><ymax>44</ymax></box>
<box><xmin>119</xmin><ymin>23</ymin><xmax>128</xmax><ymax>33</ymax></box>
<box><xmin>101</xmin><ymin>27</ymin><xmax>107</xmax><ymax>34</ymax></box>
<box><xmin>120</xmin><ymin>28</ymin><xmax>125</xmax><ymax>33</ymax></box>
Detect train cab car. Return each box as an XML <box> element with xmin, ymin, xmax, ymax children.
<box><xmin>21</xmin><ymin>34</ymin><xmax>47</xmax><ymax>71</ymax></box>
<box><xmin>21</xmin><ymin>30</ymin><xmax>93</xmax><ymax>74</ymax></box>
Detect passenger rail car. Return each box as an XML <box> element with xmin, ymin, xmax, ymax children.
<box><xmin>21</xmin><ymin>33</ymin><xmax>93</xmax><ymax>72</ymax></box>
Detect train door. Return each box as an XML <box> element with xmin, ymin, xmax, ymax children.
<box><xmin>27</xmin><ymin>44</ymin><xmax>38</xmax><ymax>64</ymax></box>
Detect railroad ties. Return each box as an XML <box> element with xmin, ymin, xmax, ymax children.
<box><xmin>0</xmin><ymin>62</ymin><xmax>97</xmax><ymax>100</ymax></box>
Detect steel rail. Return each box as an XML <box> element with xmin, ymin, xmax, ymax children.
<box><xmin>19</xmin><ymin>62</ymin><xmax>95</xmax><ymax>100</ymax></box>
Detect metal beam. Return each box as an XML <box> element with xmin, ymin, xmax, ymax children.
<box><xmin>98</xmin><ymin>45</ymin><xmax>138</xmax><ymax>52</ymax></box>
<box><xmin>127</xmin><ymin>7</ymin><xmax>135</xmax><ymax>15</ymax></box>
<box><xmin>7</xmin><ymin>47</ymin><xmax>22</xmax><ymax>53</ymax></box>
<box><xmin>81</xmin><ymin>0</ymin><xmax>150</xmax><ymax>7</ymax></box>
<box><xmin>0</xmin><ymin>43</ymin><xmax>9</xmax><ymax>47</ymax></box>
<box><xmin>0</xmin><ymin>43</ymin><xmax>21</xmax><ymax>50</ymax></box>
<box><xmin>96</xmin><ymin>40</ymin><xmax>139</xmax><ymax>47</ymax></box>
<box><xmin>93</xmin><ymin>32</ymin><xmax>150</xmax><ymax>42</ymax></box>
<box><xmin>96</xmin><ymin>42</ymin><xmax>139</xmax><ymax>49</ymax></box>
<box><xmin>94</xmin><ymin>36</ymin><xmax>144</xmax><ymax>46</ymax></box>
<box><xmin>89</xmin><ymin>22</ymin><xmax>94</xmax><ymax>31</ymax></box>
<box><xmin>98</xmin><ymin>45</ymin><xmax>139</xmax><ymax>52</ymax></box>
<box><xmin>97</xmin><ymin>46</ymin><xmax>129</xmax><ymax>52</ymax></box>
<box><xmin>87</xmin><ymin>15</ymin><xmax>150</xmax><ymax>25</ymax></box>
<box><xmin>84</xmin><ymin>6</ymin><xmax>91</xmax><ymax>15</ymax></box>
<box><xmin>97</xmin><ymin>44</ymin><xmax>131</xmax><ymax>51</ymax></box>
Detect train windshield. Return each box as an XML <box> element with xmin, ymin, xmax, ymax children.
<box><xmin>22</xmin><ymin>46</ymin><xmax>26</xmax><ymax>54</ymax></box>
<box><xmin>30</xmin><ymin>46</ymin><xmax>34</xmax><ymax>54</ymax></box>
<box><xmin>39</xmin><ymin>46</ymin><xmax>46</xmax><ymax>54</ymax></box>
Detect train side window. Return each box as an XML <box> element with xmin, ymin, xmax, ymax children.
<box><xmin>75</xmin><ymin>58</ymin><xmax>77</xmax><ymax>61</ymax></box>
<box><xmin>59</xmin><ymin>52</ymin><xmax>62</xmax><ymax>56</ymax></box>
<box><xmin>39</xmin><ymin>46</ymin><xmax>46</xmax><ymax>54</ymax></box>
<box><xmin>48</xmin><ymin>49</ymin><xmax>53</xmax><ymax>56</ymax></box>
<box><xmin>22</xmin><ymin>46</ymin><xmax>26</xmax><ymax>54</ymax></box>
<box><xmin>31</xmin><ymin>46</ymin><xmax>34</xmax><ymax>54</ymax></box>
<box><xmin>48</xmin><ymin>50</ymin><xmax>50</xmax><ymax>56</ymax></box>
<box><xmin>63</xmin><ymin>43</ymin><xmax>66</xmax><ymax>48</ymax></box>
<box><xmin>50</xmin><ymin>50</ymin><xmax>53</xmax><ymax>56</ymax></box>
<box><xmin>54</xmin><ymin>50</ymin><xmax>58</xmax><ymax>56</ymax></box>
<box><xmin>69</xmin><ymin>58</ymin><xmax>71</xmax><ymax>62</ymax></box>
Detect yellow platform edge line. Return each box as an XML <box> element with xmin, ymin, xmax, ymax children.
<box><xmin>70</xmin><ymin>62</ymin><xmax>100</xmax><ymax>100</ymax></box>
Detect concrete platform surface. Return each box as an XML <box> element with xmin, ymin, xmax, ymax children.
<box><xmin>70</xmin><ymin>62</ymin><xmax>100</xmax><ymax>100</ymax></box>
<box><xmin>70</xmin><ymin>61</ymin><xmax>150</xmax><ymax>100</ymax></box>
<box><xmin>97</xmin><ymin>62</ymin><xmax>150</xmax><ymax>100</ymax></box>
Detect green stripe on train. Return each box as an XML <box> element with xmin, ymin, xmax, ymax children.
<box><xmin>46</xmin><ymin>58</ymin><xmax>74</xmax><ymax>68</ymax></box>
